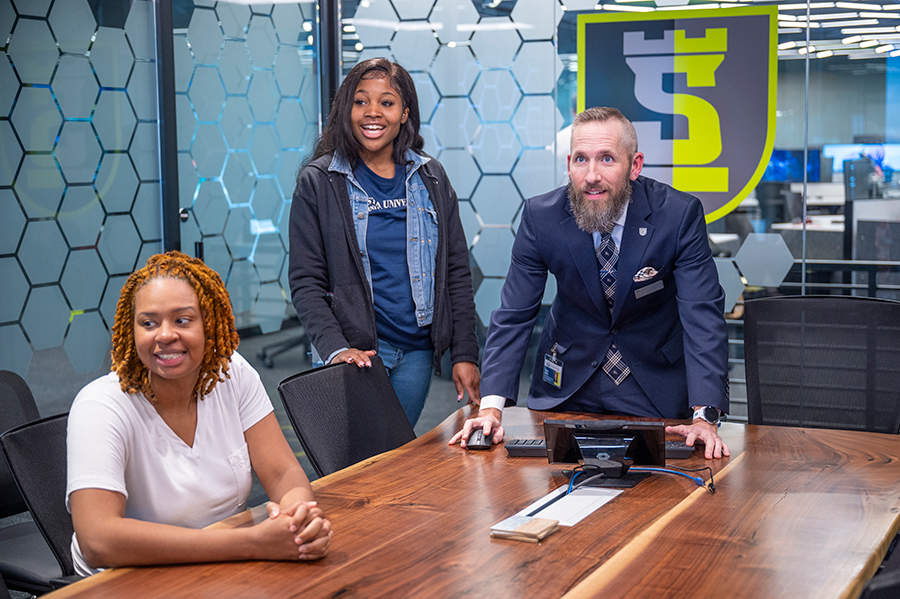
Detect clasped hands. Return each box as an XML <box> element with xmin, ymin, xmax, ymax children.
<box><xmin>262</xmin><ymin>500</ymin><xmax>332</xmax><ymax>561</ymax></box>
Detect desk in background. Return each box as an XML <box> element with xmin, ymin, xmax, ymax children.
<box><xmin>46</xmin><ymin>407</ymin><xmax>900</xmax><ymax>599</ymax></box>
<box><xmin>790</xmin><ymin>181</ymin><xmax>845</xmax><ymax>208</ymax></box>
<box><xmin>772</xmin><ymin>214</ymin><xmax>845</xmax><ymax>260</ymax></box>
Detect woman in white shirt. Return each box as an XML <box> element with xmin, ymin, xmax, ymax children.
<box><xmin>67</xmin><ymin>251</ymin><xmax>331</xmax><ymax>575</ymax></box>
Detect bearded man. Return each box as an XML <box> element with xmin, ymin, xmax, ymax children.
<box><xmin>451</xmin><ymin>107</ymin><xmax>731</xmax><ymax>458</ymax></box>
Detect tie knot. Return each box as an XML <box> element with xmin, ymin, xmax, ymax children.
<box><xmin>597</xmin><ymin>233</ymin><xmax>617</xmax><ymax>264</ymax></box>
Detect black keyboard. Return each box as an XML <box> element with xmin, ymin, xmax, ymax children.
<box><xmin>665</xmin><ymin>440</ymin><xmax>695</xmax><ymax>459</ymax></box>
<box><xmin>505</xmin><ymin>438</ymin><xmax>696</xmax><ymax>459</ymax></box>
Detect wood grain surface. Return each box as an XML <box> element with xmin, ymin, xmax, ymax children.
<box><xmin>45</xmin><ymin>407</ymin><xmax>900</xmax><ymax>599</ymax></box>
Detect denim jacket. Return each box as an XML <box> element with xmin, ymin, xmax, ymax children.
<box><xmin>328</xmin><ymin>150</ymin><xmax>438</xmax><ymax>328</ymax></box>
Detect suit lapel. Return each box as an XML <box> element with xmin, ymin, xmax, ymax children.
<box><xmin>612</xmin><ymin>182</ymin><xmax>654</xmax><ymax>324</ymax></box>
<box><xmin>560</xmin><ymin>209</ymin><xmax>610</xmax><ymax>319</ymax></box>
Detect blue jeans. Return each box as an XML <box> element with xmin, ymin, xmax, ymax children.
<box><xmin>377</xmin><ymin>338</ymin><xmax>434</xmax><ymax>428</ymax></box>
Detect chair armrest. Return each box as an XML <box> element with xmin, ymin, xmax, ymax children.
<box><xmin>50</xmin><ymin>574</ymin><xmax>84</xmax><ymax>589</ymax></box>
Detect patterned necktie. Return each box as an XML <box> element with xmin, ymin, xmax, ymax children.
<box><xmin>596</xmin><ymin>233</ymin><xmax>630</xmax><ymax>385</ymax></box>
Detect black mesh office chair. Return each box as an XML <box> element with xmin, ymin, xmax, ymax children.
<box><xmin>0</xmin><ymin>414</ymin><xmax>78</xmax><ymax>589</ymax></box>
<box><xmin>743</xmin><ymin>295</ymin><xmax>900</xmax><ymax>433</ymax></box>
<box><xmin>0</xmin><ymin>573</ymin><xmax>11</xmax><ymax>599</ymax></box>
<box><xmin>277</xmin><ymin>356</ymin><xmax>416</xmax><ymax>478</ymax></box>
<box><xmin>862</xmin><ymin>570</ymin><xmax>900</xmax><ymax>599</ymax></box>
<box><xmin>0</xmin><ymin>371</ymin><xmax>63</xmax><ymax>595</ymax></box>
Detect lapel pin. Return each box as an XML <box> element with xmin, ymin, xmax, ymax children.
<box><xmin>639</xmin><ymin>227</ymin><xmax>647</xmax><ymax>237</ymax></box>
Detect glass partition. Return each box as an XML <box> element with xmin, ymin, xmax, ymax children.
<box><xmin>339</xmin><ymin>0</ymin><xmax>899</xmax><ymax>421</ymax></box>
<box><xmin>173</xmin><ymin>0</ymin><xmax>319</xmax><ymax>333</ymax></box>
<box><xmin>1</xmin><ymin>0</ymin><xmax>162</xmax><ymax>392</ymax></box>
<box><xmin>2</xmin><ymin>0</ymin><xmax>897</xmax><ymax>421</ymax></box>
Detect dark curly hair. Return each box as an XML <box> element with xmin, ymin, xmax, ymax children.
<box><xmin>111</xmin><ymin>251</ymin><xmax>240</xmax><ymax>400</ymax></box>
<box><xmin>306</xmin><ymin>57</ymin><xmax>424</xmax><ymax>169</ymax></box>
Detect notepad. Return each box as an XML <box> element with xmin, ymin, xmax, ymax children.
<box><xmin>490</xmin><ymin>515</ymin><xmax>559</xmax><ymax>543</ymax></box>
<box><xmin>517</xmin><ymin>485</ymin><xmax>622</xmax><ymax>527</ymax></box>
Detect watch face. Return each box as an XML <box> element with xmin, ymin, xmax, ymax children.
<box><xmin>703</xmin><ymin>407</ymin><xmax>720</xmax><ymax>423</ymax></box>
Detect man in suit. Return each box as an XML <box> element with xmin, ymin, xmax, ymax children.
<box><xmin>451</xmin><ymin>107</ymin><xmax>730</xmax><ymax>459</ymax></box>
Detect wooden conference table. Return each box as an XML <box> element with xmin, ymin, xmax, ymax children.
<box><xmin>48</xmin><ymin>406</ymin><xmax>900</xmax><ymax>599</ymax></box>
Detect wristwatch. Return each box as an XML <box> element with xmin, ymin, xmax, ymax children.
<box><xmin>693</xmin><ymin>406</ymin><xmax>722</xmax><ymax>426</ymax></box>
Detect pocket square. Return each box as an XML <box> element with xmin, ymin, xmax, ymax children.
<box><xmin>633</xmin><ymin>267</ymin><xmax>658</xmax><ymax>282</ymax></box>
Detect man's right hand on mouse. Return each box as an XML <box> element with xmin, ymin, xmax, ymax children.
<box><xmin>449</xmin><ymin>407</ymin><xmax>505</xmax><ymax>449</ymax></box>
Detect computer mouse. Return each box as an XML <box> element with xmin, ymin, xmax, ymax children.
<box><xmin>466</xmin><ymin>428</ymin><xmax>493</xmax><ymax>450</ymax></box>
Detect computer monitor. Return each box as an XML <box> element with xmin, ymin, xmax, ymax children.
<box><xmin>543</xmin><ymin>419</ymin><xmax>665</xmax><ymax>488</ymax></box>
<box><xmin>760</xmin><ymin>149</ymin><xmax>821</xmax><ymax>183</ymax></box>
<box><xmin>823</xmin><ymin>143</ymin><xmax>900</xmax><ymax>177</ymax></box>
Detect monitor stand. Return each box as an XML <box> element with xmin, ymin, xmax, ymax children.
<box><xmin>563</xmin><ymin>469</ymin><xmax>651</xmax><ymax>489</ymax></box>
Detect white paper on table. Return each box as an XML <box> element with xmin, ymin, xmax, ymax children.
<box><xmin>515</xmin><ymin>485</ymin><xmax>622</xmax><ymax>527</ymax></box>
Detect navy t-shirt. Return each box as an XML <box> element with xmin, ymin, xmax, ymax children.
<box><xmin>354</xmin><ymin>160</ymin><xmax>432</xmax><ymax>351</ymax></box>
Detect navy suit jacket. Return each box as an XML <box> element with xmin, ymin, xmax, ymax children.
<box><xmin>480</xmin><ymin>176</ymin><xmax>729</xmax><ymax>419</ymax></box>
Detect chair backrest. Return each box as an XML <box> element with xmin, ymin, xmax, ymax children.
<box><xmin>861</xmin><ymin>568</ymin><xmax>900</xmax><ymax>599</ymax></box>
<box><xmin>0</xmin><ymin>414</ymin><xmax>74</xmax><ymax>576</ymax></box>
<box><xmin>277</xmin><ymin>356</ymin><xmax>416</xmax><ymax>477</ymax></box>
<box><xmin>744</xmin><ymin>295</ymin><xmax>900</xmax><ymax>433</ymax></box>
<box><xmin>0</xmin><ymin>370</ymin><xmax>41</xmax><ymax>518</ymax></box>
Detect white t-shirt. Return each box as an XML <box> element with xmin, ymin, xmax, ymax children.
<box><xmin>66</xmin><ymin>352</ymin><xmax>273</xmax><ymax>575</ymax></box>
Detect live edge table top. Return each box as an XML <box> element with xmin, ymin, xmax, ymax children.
<box><xmin>48</xmin><ymin>406</ymin><xmax>900</xmax><ymax>599</ymax></box>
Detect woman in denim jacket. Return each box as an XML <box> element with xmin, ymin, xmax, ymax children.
<box><xmin>289</xmin><ymin>58</ymin><xmax>480</xmax><ymax>427</ymax></box>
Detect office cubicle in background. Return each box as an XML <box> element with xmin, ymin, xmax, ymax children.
<box><xmin>1</xmin><ymin>0</ymin><xmax>899</xmax><ymax>422</ymax></box>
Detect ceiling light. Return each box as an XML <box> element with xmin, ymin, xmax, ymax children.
<box><xmin>805</xmin><ymin>12</ymin><xmax>858</xmax><ymax>20</ymax></box>
<box><xmin>600</xmin><ymin>3</ymin><xmax>654</xmax><ymax>10</ymax></box>
<box><xmin>798</xmin><ymin>45</ymin><xmax>816</xmax><ymax>54</ymax></box>
<box><xmin>821</xmin><ymin>19</ymin><xmax>879</xmax><ymax>27</ymax></box>
<box><xmin>835</xmin><ymin>1</ymin><xmax>881</xmax><ymax>9</ymax></box>
<box><xmin>875</xmin><ymin>43</ymin><xmax>895</xmax><ymax>52</ymax></box>
<box><xmin>777</xmin><ymin>2</ymin><xmax>834</xmax><ymax>9</ymax></box>
<box><xmin>842</xmin><ymin>34</ymin><xmax>863</xmax><ymax>43</ymax></box>
<box><xmin>863</xmin><ymin>12</ymin><xmax>900</xmax><ymax>18</ymax></box>
<box><xmin>842</xmin><ymin>25</ymin><xmax>899</xmax><ymax>33</ymax></box>
<box><xmin>859</xmin><ymin>38</ymin><xmax>879</xmax><ymax>46</ymax></box>
<box><xmin>891</xmin><ymin>49</ymin><xmax>900</xmax><ymax>56</ymax></box>
<box><xmin>656</xmin><ymin>3</ymin><xmax>720</xmax><ymax>9</ymax></box>
<box><xmin>778</xmin><ymin>41</ymin><xmax>798</xmax><ymax>49</ymax></box>
<box><xmin>782</xmin><ymin>20</ymin><xmax>820</xmax><ymax>27</ymax></box>
<box><xmin>779</xmin><ymin>13</ymin><xmax>797</xmax><ymax>21</ymax></box>
<box><xmin>816</xmin><ymin>50</ymin><xmax>834</xmax><ymax>57</ymax></box>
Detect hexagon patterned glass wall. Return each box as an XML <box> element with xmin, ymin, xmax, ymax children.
<box><xmin>343</xmin><ymin>0</ymin><xmax>564</xmax><ymax>327</ymax></box>
<box><xmin>178</xmin><ymin>1</ymin><xmax>319</xmax><ymax>333</ymax></box>
<box><xmin>0</xmin><ymin>0</ymin><xmax>163</xmax><ymax>377</ymax></box>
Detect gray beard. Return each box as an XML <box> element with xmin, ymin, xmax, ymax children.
<box><xmin>567</xmin><ymin>177</ymin><xmax>632</xmax><ymax>234</ymax></box>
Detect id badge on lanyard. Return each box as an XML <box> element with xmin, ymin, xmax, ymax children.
<box><xmin>542</xmin><ymin>343</ymin><xmax>563</xmax><ymax>389</ymax></box>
